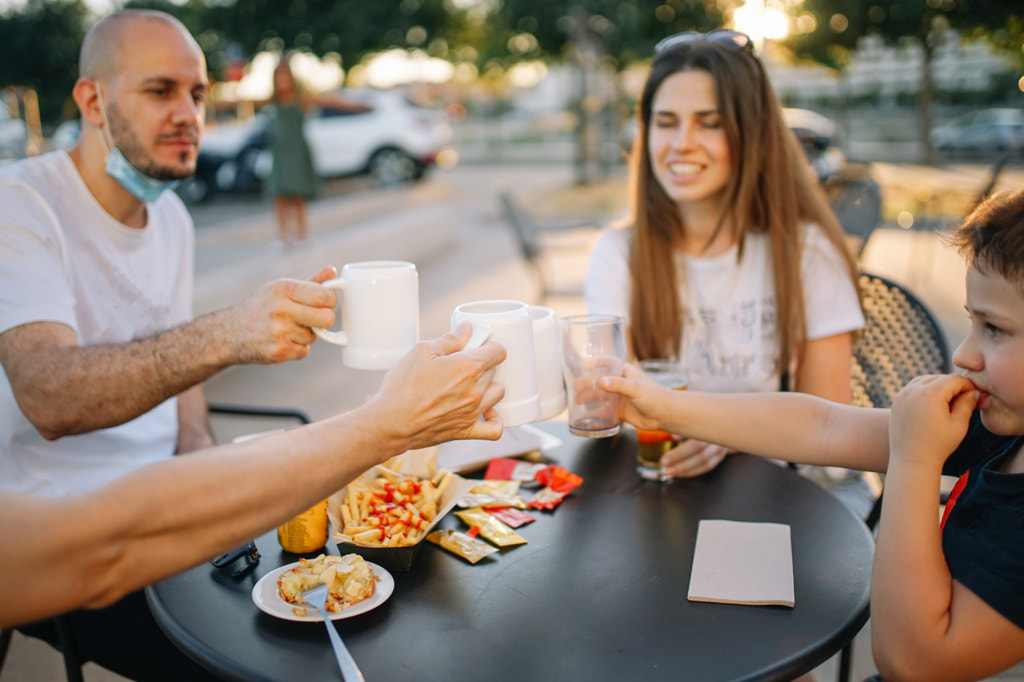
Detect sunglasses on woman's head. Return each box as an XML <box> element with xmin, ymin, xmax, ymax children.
<box><xmin>654</xmin><ymin>29</ymin><xmax>755</xmax><ymax>56</ymax></box>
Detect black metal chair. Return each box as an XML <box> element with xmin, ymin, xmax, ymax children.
<box><xmin>837</xmin><ymin>272</ymin><xmax>951</xmax><ymax>682</ymax></box>
<box><xmin>0</xmin><ymin>402</ymin><xmax>310</xmax><ymax>681</ymax></box>
<box><xmin>851</xmin><ymin>272</ymin><xmax>952</xmax><ymax>414</ymax></box>
<box><xmin>207</xmin><ymin>401</ymin><xmax>311</xmax><ymax>427</ymax></box>
<box><xmin>497</xmin><ymin>189</ymin><xmax>594</xmax><ymax>302</ymax></box>
<box><xmin>1</xmin><ymin>614</ymin><xmax>86</xmax><ymax>682</ymax></box>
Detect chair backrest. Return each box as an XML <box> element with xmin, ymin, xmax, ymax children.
<box><xmin>851</xmin><ymin>272</ymin><xmax>952</xmax><ymax>409</ymax></box>
<box><xmin>498</xmin><ymin>190</ymin><xmax>542</xmax><ymax>261</ymax></box>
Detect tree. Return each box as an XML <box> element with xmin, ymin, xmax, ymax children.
<box><xmin>0</xmin><ymin>0</ymin><xmax>91</xmax><ymax>125</ymax></box>
<box><xmin>461</xmin><ymin>0</ymin><xmax>728</xmax><ymax>70</ymax></box>
<box><xmin>784</xmin><ymin>0</ymin><xmax>1024</xmax><ymax>164</ymax></box>
<box><xmin>189</xmin><ymin>0</ymin><xmax>456</xmax><ymax>82</ymax></box>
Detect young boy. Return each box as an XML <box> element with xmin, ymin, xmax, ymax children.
<box><xmin>601</xmin><ymin>187</ymin><xmax>1024</xmax><ymax>682</ymax></box>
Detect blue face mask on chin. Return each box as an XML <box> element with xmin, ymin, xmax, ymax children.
<box><xmin>95</xmin><ymin>86</ymin><xmax>180</xmax><ymax>203</ymax></box>
<box><xmin>104</xmin><ymin>147</ymin><xmax>180</xmax><ymax>203</ymax></box>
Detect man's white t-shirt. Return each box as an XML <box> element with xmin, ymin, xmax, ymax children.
<box><xmin>585</xmin><ymin>223</ymin><xmax>864</xmax><ymax>392</ymax></box>
<box><xmin>0</xmin><ymin>151</ymin><xmax>194</xmax><ymax>497</ymax></box>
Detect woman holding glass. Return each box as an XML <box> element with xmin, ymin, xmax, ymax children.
<box><xmin>585</xmin><ymin>30</ymin><xmax>864</xmax><ymax>484</ymax></box>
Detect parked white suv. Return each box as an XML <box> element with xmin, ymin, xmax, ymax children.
<box><xmin>302</xmin><ymin>88</ymin><xmax>450</xmax><ymax>182</ymax></box>
<box><xmin>930</xmin><ymin>108</ymin><xmax>1024</xmax><ymax>153</ymax></box>
<box><xmin>179</xmin><ymin>88</ymin><xmax>451</xmax><ymax>202</ymax></box>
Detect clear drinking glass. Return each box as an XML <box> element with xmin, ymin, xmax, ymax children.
<box><xmin>560</xmin><ymin>315</ymin><xmax>627</xmax><ymax>438</ymax></box>
<box><xmin>635</xmin><ymin>359</ymin><xmax>688</xmax><ymax>481</ymax></box>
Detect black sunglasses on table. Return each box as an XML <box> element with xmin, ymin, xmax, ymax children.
<box><xmin>654</xmin><ymin>29</ymin><xmax>756</xmax><ymax>56</ymax></box>
<box><xmin>210</xmin><ymin>540</ymin><xmax>261</xmax><ymax>579</ymax></box>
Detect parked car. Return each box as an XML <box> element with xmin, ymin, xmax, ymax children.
<box><xmin>930</xmin><ymin>108</ymin><xmax>1024</xmax><ymax>153</ymax></box>
<box><xmin>781</xmin><ymin>107</ymin><xmax>847</xmax><ymax>183</ymax></box>
<box><xmin>0</xmin><ymin>104</ymin><xmax>28</xmax><ymax>163</ymax></box>
<box><xmin>176</xmin><ymin>115</ymin><xmax>268</xmax><ymax>203</ymax></box>
<box><xmin>178</xmin><ymin>88</ymin><xmax>451</xmax><ymax>202</ymax></box>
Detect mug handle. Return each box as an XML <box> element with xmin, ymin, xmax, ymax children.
<box><xmin>462</xmin><ymin>323</ymin><xmax>492</xmax><ymax>350</ymax></box>
<box><xmin>312</xmin><ymin>277</ymin><xmax>348</xmax><ymax>346</ymax></box>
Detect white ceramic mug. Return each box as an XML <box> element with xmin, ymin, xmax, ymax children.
<box><xmin>313</xmin><ymin>261</ymin><xmax>419</xmax><ymax>370</ymax></box>
<box><xmin>451</xmin><ymin>300</ymin><xmax>540</xmax><ymax>428</ymax></box>
<box><xmin>530</xmin><ymin>305</ymin><xmax>567</xmax><ymax>421</ymax></box>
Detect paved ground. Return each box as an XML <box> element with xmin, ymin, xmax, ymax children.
<box><xmin>4</xmin><ymin>158</ymin><xmax>1022</xmax><ymax>682</ymax></box>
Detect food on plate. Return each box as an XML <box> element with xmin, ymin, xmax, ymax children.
<box><xmin>338</xmin><ymin>468</ymin><xmax>451</xmax><ymax>547</ymax></box>
<box><xmin>277</xmin><ymin>553</ymin><xmax>376</xmax><ymax>615</ymax></box>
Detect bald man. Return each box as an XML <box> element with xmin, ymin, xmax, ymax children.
<box><xmin>0</xmin><ymin>9</ymin><xmax>346</xmax><ymax>680</ymax></box>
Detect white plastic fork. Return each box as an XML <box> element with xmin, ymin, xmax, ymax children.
<box><xmin>303</xmin><ymin>583</ymin><xmax>365</xmax><ymax>681</ymax></box>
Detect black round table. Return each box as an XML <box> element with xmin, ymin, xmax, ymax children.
<box><xmin>147</xmin><ymin>423</ymin><xmax>874</xmax><ymax>682</ymax></box>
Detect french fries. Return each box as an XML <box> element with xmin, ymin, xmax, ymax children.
<box><xmin>338</xmin><ymin>468</ymin><xmax>453</xmax><ymax>547</ymax></box>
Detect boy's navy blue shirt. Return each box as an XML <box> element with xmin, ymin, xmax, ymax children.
<box><xmin>942</xmin><ymin>411</ymin><xmax>1024</xmax><ymax>631</ymax></box>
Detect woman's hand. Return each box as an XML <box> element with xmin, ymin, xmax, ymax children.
<box><xmin>600</xmin><ymin>364</ymin><xmax>671</xmax><ymax>432</ymax></box>
<box><xmin>660</xmin><ymin>440</ymin><xmax>730</xmax><ymax>478</ymax></box>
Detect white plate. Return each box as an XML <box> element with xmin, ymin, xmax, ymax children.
<box><xmin>251</xmin><ymin>560</ymin><xmax>395</xmax><ymax>622</ymax></box>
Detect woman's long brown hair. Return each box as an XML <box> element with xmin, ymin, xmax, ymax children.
<box><xmin>627</xmin><ymin>40</ymin><xmax>858</xmax><ymax>378</ymax></box>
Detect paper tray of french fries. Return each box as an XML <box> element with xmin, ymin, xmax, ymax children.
<box><xmin>327</xmin><ymin>447</ymin><xmax>474</xmax><ymax>572</ymax></box>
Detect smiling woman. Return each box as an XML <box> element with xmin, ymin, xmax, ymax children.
<box><xmin>584</xmin><ymin>29</ymin><xmax>865</xmax><ymax>490</ymax></box>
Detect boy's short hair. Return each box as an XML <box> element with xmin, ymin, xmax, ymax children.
<box><xmin>952</xmin><ymin>188</ymin><xmax>1024</xmax><ymax>289</ymax></box>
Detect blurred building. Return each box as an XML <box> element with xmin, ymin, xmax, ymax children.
<box><xmin>770</xmin><ymin>32</ymin><xmax>1019</xmax><ymax>107</ymax></box>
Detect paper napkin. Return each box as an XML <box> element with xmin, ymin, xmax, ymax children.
<box><xmin>687</xmin><ymin>519</ymin><xmax>795</xmax><ymax>608</ymax></box>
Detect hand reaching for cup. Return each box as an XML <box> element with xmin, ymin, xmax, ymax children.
<box><xmin>363</xmin><ymin>322</ymin><xmax>507</xmax><ymax>452</ymax></box>
<box><xmin>598</xmin><ymin>363</ymin><xmax>669</xmax><ymax>433</ymax></box>
<box><xmin>659</xmin><ymin>440</ymin><xmax>731</xmax><ymax>478</ymax></box>
<box><xmin>211</xmin><ymin>266</ymin><xmax>339</xmax><ymax>365</ymax></box>
<box><xmin>602</xmin><ymin>366</ymin><xmax>730</xmax><ymax>478</ymax></box>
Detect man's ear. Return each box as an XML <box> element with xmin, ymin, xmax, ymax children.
<box><xmin>73</xmin><ymin>78</ymin><xmax>104</xmax><ymax>127</ymax></box>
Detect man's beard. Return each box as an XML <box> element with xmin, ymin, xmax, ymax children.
<box><xmin>107</xmin><ymin>101</ymin><xmax>198</xmax><ymax>181</ymax></box>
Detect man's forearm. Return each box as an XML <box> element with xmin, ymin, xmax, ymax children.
<box><xmin>1</xmin><ymin>315</ymin><xmax>236</xmax><ymax>439</ymax></box>
<box><xmin>0</xmin><ymin>409</ymin><xmax>400</xmax><ymax>628</ymax></box>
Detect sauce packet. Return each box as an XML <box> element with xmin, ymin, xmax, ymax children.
<box><xmin>457</xmin><ymin>493</ymin><xmax>529</xmax><ymax>509</ymax></box>
<box><xmin>535</xmin><ymin>465</ymin><xmax>583</xmax><ymax>493</ymax></box>
<box><xmin>469</xmin><ymin>480</ymin><xmax>521</xmax><ymax>496</ymax></box>
<box><xmin>528</xmin><ymin>487</ymin><xmax>569</xmax><ymax>511</ymax></box>
<box><xmin>455</xmin><ymin>507</ymin><xmax>528</xmax><ymax>547</ymax></box>
<box><xmin>426</xmin><ymin>529</ymin><xmax>499</xmax><ymax>564</ymax></box>
<box><xmin>484</xmin><ymin>458</ymin><xmax>547</xmax><ymax>483</ymax></box>
<box><xmin>483</xmin><ymin>506</ymin><xmax>536</xmax><ymax>528</ymax></box>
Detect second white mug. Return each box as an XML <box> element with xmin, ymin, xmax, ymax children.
<box><xmin>451</xmin><ymin>300</ymin><xmax>540</xmax><ymax>428</ymax></box>
<box><xmin>530</xmin><ymin>305</ymin><xmax>567</xmax><ymax>421</ymax></box>
<box><xmin>314</xmin><ymin>261</ymin><xmax>419</xmax><ymax>370</ymax></box>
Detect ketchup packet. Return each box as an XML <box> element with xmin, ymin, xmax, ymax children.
<box><xmin>535</xmin><ymin>466</ymin><xmax>583</xmax><ymax>493</ymax></box>
<box><xmin>426</xmin><ymin>529</ymin><xmax>498</xmax><ymax>564</ymax></box>
<box><xmin>528</xmin><ymin>487</ymin><xmax>569</xmax><ymax>511</ymax></box>
<box><xmin>485</xmin><ymin>458</ymin><xmax>547</xmax><ymax>483</ymax></box>
<box><xmin>483</xmin><ymin>506</ymin><xmax>536</xmax><ymax>528</ymax></box>
<box><xmin>455</xmin><ymin>507</ymin><xmax>527</xmax><ymax>547</ymax></box>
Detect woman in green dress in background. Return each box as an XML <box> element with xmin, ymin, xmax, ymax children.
<box><xmin>267</xmin><ymin>56</ymin><xmax>370</xmax><ymax>247</ymax></box>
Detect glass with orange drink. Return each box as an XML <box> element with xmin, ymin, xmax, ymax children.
<box><xmin>636</xmin><ymin>359</ymin><xmax>688</xmax><ymax>481</ymax></box>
